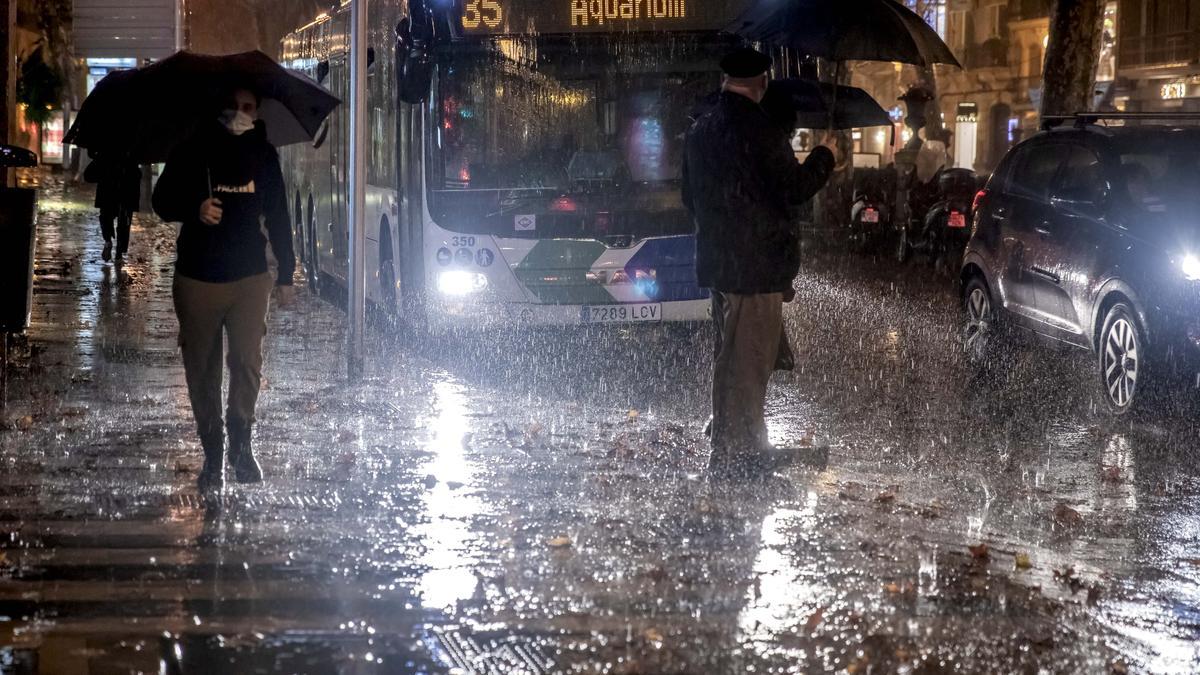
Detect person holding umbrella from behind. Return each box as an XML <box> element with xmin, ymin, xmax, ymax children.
<box><xmin>84</xmin><ymin>151</ymin><xmax>142</xmax><ymax>263</ymax></box>
<box><xmin>153</xmin><ymin>86</ymin><xmax>296</xmax><ymax>493</ymax></box>
<box><xmin>683</xmin><ymin>48</ymin><xmax>839</xmax><ymax>478</ymax></box>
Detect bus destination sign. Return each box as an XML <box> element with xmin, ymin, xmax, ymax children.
<box><xmin>457</xmin><ymin>0</ymin><xmax>740</xmax><ymax>35</ymax></box>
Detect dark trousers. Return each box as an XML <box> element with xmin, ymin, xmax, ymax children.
<box><xmin>173</xmin><ymin>272</ymin><xmax>274</xmax><ymax>440</ymax></box>
<box><xmin>99</xmin><ymin>204</ymin><xmax>133</xmax><ymax>255</ymax></box>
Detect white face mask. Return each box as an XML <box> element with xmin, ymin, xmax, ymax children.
<box><xmin>220</xmin><ymin>109</ymin><xmax>256</xmax><ymax>135</ymax></box>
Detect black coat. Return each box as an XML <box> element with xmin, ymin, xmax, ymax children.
<box><xmin>85</xmin><ymin>157</ymin><xmax>142</xmax><ymax>212</ymax></box>
<box><xmin>152</xmin><ymin>121</ymin><xmax>295</xmax><ymax>286</ymax></box>
<box><xmin>682</xmin><ymin>92</ymin><xmax>835</xmax><ymax>294</ymax></box>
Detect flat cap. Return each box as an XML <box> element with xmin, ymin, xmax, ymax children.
<box><xmin>720</xmin><ymin>47</ymin><xmax>772</xmax><ymax>78</ymax></box>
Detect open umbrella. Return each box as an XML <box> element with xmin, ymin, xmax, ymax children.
<box><xmin>764</xmin><ymin>79</ymin><xmax>892</xmax><ymax>129</ymax></box>
<box><xmin>65</xmin><ymin>50</ymin><xmax>340</xmax><ymax>163</ymax></box>
<box><xmin>727</xmin><ymin>0</ymin><xmax>961</xmax><ymax>68</ymax></box>
<box><xmin>693</xmin><ymin>80</ymin><xmax>891</xmax><ymax>131</ymax></box>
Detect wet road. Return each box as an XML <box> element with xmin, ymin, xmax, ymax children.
<box><xmin>2</xmin><ymin>172</ymin><xmax>1200</xmax><ymax>673</ymax></box>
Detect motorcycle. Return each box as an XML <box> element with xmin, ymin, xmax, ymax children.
<box><xmin>848</xmin><ymin>167</ymin><xmax>895</xmax><ymax>253</ymax></box>
<box><xmin>914</xmin><ymin>168</ymin><xmax>979</xmax><ymax>272</ymax></box>
<box><xmin>894</xmin><ymin>167</ymin><xmax>979</xmax><ymax>269</ymax></box>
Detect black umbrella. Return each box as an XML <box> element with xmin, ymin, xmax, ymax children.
<box><xmin>764</xmin><ymin>79</ymin><xmax>892</xmax><ymax>129</ymax></box>
<box><xmin>727</xmin><ymin>0</ymin><xmax>961</xmax><ymax>68</ymax></box>
<box><xmin>693</xmin><ymin>80</ymin><xmax>892</xmax><ymax>131</ymax></box>
<box><xmin>65</xmin><ymin>50</ymin><xmax>341</xmax><ymax>163</ymax></box>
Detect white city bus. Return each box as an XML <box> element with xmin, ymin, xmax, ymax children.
<box><xmin>279</xmin><ymin>0</ymin><xmax>744</xmax><ymax>333</ymax></box>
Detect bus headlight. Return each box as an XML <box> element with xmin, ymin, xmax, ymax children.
<box><xmin>1183</xmin><ymin>254</ymin><xmax>1200</xmax><ymax>281</ymax></box>
<box><xmin>437</xmin><ymin>270</ymin><xmax>489</xmax><ymax>296</ymax></box>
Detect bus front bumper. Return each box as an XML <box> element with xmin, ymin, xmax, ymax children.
<box><xmin>427</xmin><ymin>297</ymin><xmax>713</xmax><ymax>332</ymax></box>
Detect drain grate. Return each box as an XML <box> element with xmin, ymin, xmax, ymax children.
<box><xmin>431</xmin><ymin>626</ymin><xmax>556</xmax><ymax>675</ymax></box>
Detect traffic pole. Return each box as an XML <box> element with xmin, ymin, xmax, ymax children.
<box><xmin>347</xmin><ymin>0</ymin><xmax>368</xmax><ymax>381</ymax></box>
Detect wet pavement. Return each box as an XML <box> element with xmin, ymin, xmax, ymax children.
<box><xmin>2</xmin><ymin>171</ymin><xmax>1200</xmax><ymax>673</ymax></box>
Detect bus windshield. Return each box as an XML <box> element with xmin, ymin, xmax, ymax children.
<box><xmin>429</xmin><ymin>35</ymin><xmax>730</xmax><ymax>241</ymax></box>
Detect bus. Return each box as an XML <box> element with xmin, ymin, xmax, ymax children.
<box><xmin>279</xmin><ymin>0</ymin><xmax>746</xmax><ymax>333</ymax></box>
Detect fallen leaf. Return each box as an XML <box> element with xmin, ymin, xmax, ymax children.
<box><xmin>642</xmin><ymin>627</ymin><xmax>664</xmax><ymax>643</ymax></box>
<box><xmin>1101</xmin><ymin>466</ymin><xmax>1122</xmax><ymax>484</ymax></box>
<box><xmin>1053</xmin><ymin>503</ymin><xmax>1084</xmax><ymax>528</ymax></box>
<box><xmin>1111</xmin><ymin>659</ymin><xmax>1129</xmax><ymax>674</ymax></box>
<box><xmin>884</xmin><ymin>581</ymin><xmax>902</xmax><ymax>594</ymax></box>
<box><xmin>0</xmin><ymin>551</ymin><xmax>8</xmax><ymax>566</ymax></box>
<box><xmin>803</xmin><ymin>606</ymin><xmax>825</xmax><ymax>633</ymax></box>
<box><xmin>16</xmin><ymin>416</ymin><xmax>33</xmax><ymax>432</ymax></box>
<box><xmin>969</xmin><ymin>543</ymin><xmax>990</xmax><ymax>561</ymax></box>
<box><xmin>875</xmin><ymin>490</ymin><xmax>896</xmax><ymax>504</ymax></box>
<box><xmin>526</xmin><ymin>422</ymin><xmax>543</xmax><ymax>438</ymax></box>
<box><xmin>1015</xmin><ymin>553</ymin><xmax>1032</xmax><ymax>570</ymax></box>
<box><xmin>627</xmin><ymin>409</ymin><xmax>640</xmax><ymax>420</ymax></box>
<box><xmin>547</xmin><ymin>535</ymin><xmax>573</xmax><ymax>549</ymax></box>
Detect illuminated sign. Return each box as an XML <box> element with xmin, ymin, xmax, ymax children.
<box><xmin>1160</xmin><ymin>81</ymin><xmax>1187</xmax><ymax>100</ymax></box>
<box><xmin>41</xmin><ymin>111</ymin><xmax>64</xmax><ymax>165</ymax></box>
<box><xmin>456</xmin><ymin>0</ymin><xmax>741</xmax><ymax>35</ymax></box>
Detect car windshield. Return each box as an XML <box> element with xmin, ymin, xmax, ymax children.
<box><xmin>429</xmin><ymin>35</ymin><xmax>730</xmax><ymax>240</ymax></box>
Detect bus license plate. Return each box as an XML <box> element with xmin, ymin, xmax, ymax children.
<box><xmin>581</xmin><ymin>303</ymin><xmax>662</xmax><ymax>324</ymax></box>
<box><xmin>948</xmin><ymin>212</ymin><xmax>967</xmax><ymax>228</ymax></box>
<box><xmin>863</xmin><ymin>208</ymin><xmax>879</xmax><ymax>223</ymax></box>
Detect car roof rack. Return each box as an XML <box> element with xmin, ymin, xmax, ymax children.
<box><xmin>1042</xmin><ymin>111</ymin><xmax>1200</xmax><ymax>131</ymax></box>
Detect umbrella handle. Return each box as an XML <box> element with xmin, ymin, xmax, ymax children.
<box><xmin>207</xmin><ymin>166</ymin><xmax>213</xmax><ymax>200</ymax></box>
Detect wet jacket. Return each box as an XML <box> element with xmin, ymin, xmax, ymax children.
<box><xmin>85</xmin><ymin>156</ymin><xmax>141</xmax><ymax>212</ymax></box>
<box><xmin>152</xmin><ymin>121</ymin><xmax>295</xmax><ymax>286</ymax></box>
<box><xmin>682</xmin><ymin>92</ymin><xmax>835</xmax><ymax>294</ymax></box>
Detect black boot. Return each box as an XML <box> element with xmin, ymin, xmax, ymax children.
<box><xmin>227</xmin><ymin>418</ymin><xmax>263</xmax><ymax>484</ymax></box>
<box><xmin>197</xmin><ymin>430</ymin><xmax>225</xmax><ymax>493</ymax></box>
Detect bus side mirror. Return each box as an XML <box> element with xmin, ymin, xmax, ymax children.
<box><xmin>396</xmin><ymin>16</ymin><xmax>433</xmax><ymax>105</ymax></box>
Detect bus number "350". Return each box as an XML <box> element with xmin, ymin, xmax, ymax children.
<box><xmin>462</xmin><ymin>0</ymin><xmax>503</xmax><ymax>29</ymax></box>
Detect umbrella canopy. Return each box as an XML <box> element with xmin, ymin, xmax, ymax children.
<box><xmin>727</xmin><ymin>0</ymin><xmax>961</xmax><ymax>68</ymax></box>
<box><xmin>65</xmin><ymin>50</ymin><xmax>341</xmax><ymax>163</ymax></box>
<box><xmin>764</xmin><ymin>79</ymin><xmax>892</xmax><ymax>129</ymax></box>
<box><xmin>693</xmin><ymin>80</ymin><xmax>891</xmax><ymax>130</ymax></box>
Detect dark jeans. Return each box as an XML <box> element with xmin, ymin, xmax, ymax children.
<box><xmin>99</xmin><ymin>205</ymin><xmax>133</xmax><ymax>255</ymax></box>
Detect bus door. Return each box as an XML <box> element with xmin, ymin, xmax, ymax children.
<box><xmin>328</xmin><ymin>52</ymin><xmax>350</xmax><ymax>278</ymax></box>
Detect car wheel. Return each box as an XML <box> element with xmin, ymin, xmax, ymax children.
<box><xmin>962</xmin><ymin>277</ymin><xmax>997</xmax><ymax>368</ymax></box>
<box><xmin>1098</xmin><ymin>303</ymin><xmax>1146</xmax><ymax>415</ymax></box>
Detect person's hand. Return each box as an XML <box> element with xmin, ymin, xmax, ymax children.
<box><xmin>274</xmin><ymin>284</ymin><xmax>297</xmax><ymax>308</ymax></box>
<box><xmin>818</xmin><ymin>132</ymin><xmax>845</xmax><ymax>168</ymax></box>
<box><xmin>199</xmin><ymin>198</ymin><xmax>223</xmax><ymax>226</ymax></box>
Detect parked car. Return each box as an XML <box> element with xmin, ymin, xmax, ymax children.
<box><xmin>961</xmin><ymin>114</ymin><xmax>1200</xmax><ymax>415</ymax></box>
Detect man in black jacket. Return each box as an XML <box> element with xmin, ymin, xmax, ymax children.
<box><xmin>682</xmin><ymin>48</ymin><xmax>838</xmax><ymax>476</ymax></box>
<box><xmin>153</xmin><ymin>87</ymin><xmax>296</xmax><ymax>493</ymax></box>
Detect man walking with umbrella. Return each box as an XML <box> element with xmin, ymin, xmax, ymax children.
<box><xmin>153</xmin><ymin>87</ymin><xmax>296</xmax><ymax>493</ymax></box>
<box><xmin>683</xmin><ymin>47</ymin><xmax>838</xmax><ymax>477</ymax></box>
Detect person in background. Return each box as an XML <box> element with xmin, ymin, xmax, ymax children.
<box><xmin>85</xmin><ymin>151</ymin><xmax>142</xmax><ymax>263</ymax></box>
<box><xmin>152</xmin><ymin>86</ymin><xmax>296</xmax><ymax>494</ymax></box>
<box><xmin>683</xmin><ymin>47</ymin><xmax>839</xmax><ymax>478</ymax></box>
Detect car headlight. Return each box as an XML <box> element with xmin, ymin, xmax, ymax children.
<box><xmin>1183</xmin><ymin>254</ymin><xmax>1200</xmax><ymax>281</ymax></box>
<box><xmin>437</xmin><ymin>270</ymin><xmax>488</xmax><ymax>296</ymax></box>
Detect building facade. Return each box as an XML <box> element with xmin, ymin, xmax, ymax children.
<box><xmin>1115</xmin><ymin>0</ymin><xmax>1200</xmax><ymax>113</ymax></box>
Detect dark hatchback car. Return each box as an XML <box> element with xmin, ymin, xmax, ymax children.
<box><xmin>961</xmin><ymin>114</ymin><xmax>1200</xmax><ymax>415</ymax></box>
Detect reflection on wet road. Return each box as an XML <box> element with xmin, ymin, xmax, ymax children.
<box><xmin>2</xmin><ymin>173</ymin><xmax>1199</xmax><ymax>672</ymax></box>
